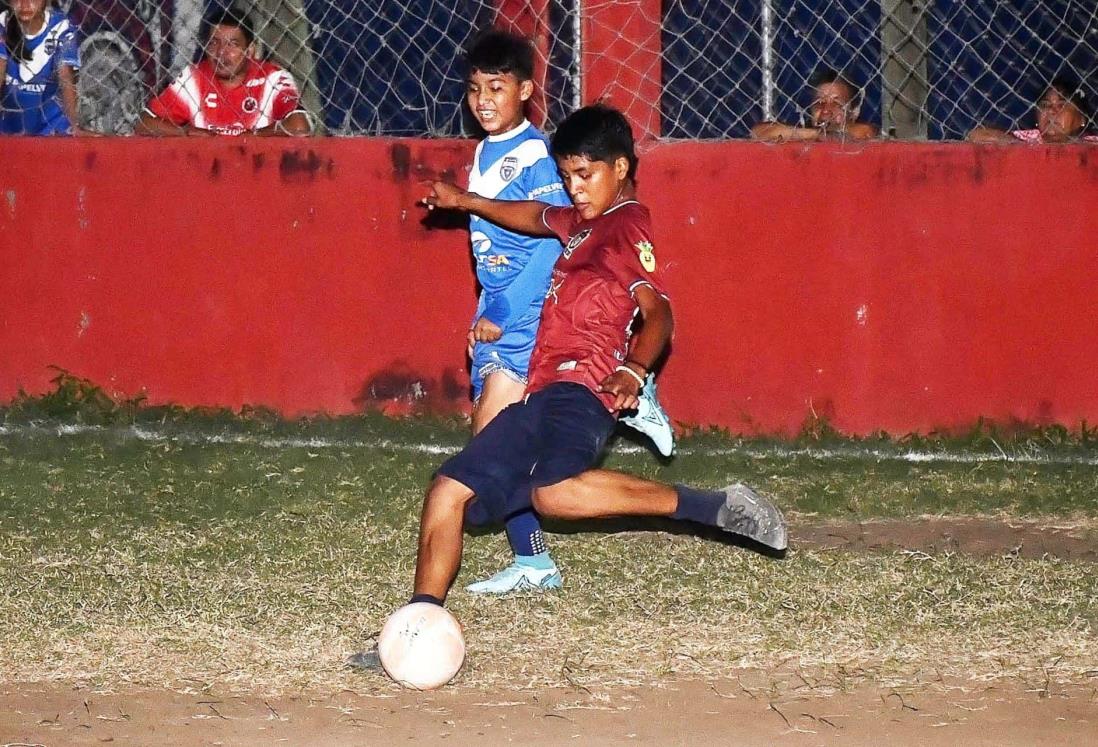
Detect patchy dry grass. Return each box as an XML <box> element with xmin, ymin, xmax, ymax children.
<box><xmin>2</xmin><ymin>523</ymin><xmax>1096</xmax><ymax>693</ymax></box>
<box><xmin>1</xmin><ymin>413</ymin><xmax>1097</xmax><ymax>694</ymax></box>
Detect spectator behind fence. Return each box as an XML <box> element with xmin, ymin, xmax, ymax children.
<box><xmin>751</xmin><ymin>68</ymin><xmax>878</xmax><ymax>143</ymax></box>
<box><xmin>0</xmin><ymin>0</ymin><xmax>86</xmax><ymax>135</ymax></box>
<box><xmin>134</xmin><ymin>6</ymin><xmax>310</xmax><ymax>137</ymax></box>
<box><xmin>968</xmin><ymin>79</ymin><xmax>1096</xmax><ymax>144</ymax></box>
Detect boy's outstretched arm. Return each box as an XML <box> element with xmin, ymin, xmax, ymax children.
<box><xmin>599</xmin><ymin>285</ymin><xmax>673</xmax><ymax>411</ymax></box>
<box><xmin>423</xmin><ymin>181</ymin><xmax>556</xmax><ymax>237</ymax></box>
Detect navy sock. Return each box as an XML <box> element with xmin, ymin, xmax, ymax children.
<box><xmin>409</xmin><ymin>593</ymin><xmax>444</xmax><ymax>606</ymax></box>
<box><xmin>671</xmin><ymin>484</ymin><xmax>725</xmax><ymax>527</ymax></box>
<box><xmin>505</xmin><ymin>510</ymin><xmax>549</xmax><ymax>557</ymax></box>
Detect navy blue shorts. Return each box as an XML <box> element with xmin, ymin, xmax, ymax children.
<box><xmin>437</xmin><ymin>382</ymin><xmax>616</xmax><ymax>526</ymax></box>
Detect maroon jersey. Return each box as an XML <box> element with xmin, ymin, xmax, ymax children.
<box><xmin>527</xmin><ymin>200</ymin><xmax>668</xmax><ymax>411</ymax></box>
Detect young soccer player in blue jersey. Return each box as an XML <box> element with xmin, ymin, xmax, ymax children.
<box><xmin>459</xmin><ymin>30</ymin><xmax>674</xmax><ymax>595</ymax></box>
<box><xmin>0</xmin><ymin>0</ymin><xmax>83</xmax><ymax>135</ymax></box>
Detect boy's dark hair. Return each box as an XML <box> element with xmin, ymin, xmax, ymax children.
<box><xmin>201</xmin><ymin>6</ymin><xmax>255</xmax><ymax>46</ymax></box>
<box><xmin>464</xmin><ymin>28</ymin><xmax>534</xmax><ymax>81</ymax></box>
<box><xmin>551</xmin><ymin>104</ymin><xmax>638</xmax><ymax>181</ymax></box>
<box><xmin>808</xmin><ymin>67</ymin><xmax>862</xmax><ymax>106</ymax></box>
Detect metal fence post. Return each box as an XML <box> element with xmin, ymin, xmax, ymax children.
<box><xmin>881</xmin><ymin>0</ymin><xmax>930</xmax><ymax>139</ymax></box>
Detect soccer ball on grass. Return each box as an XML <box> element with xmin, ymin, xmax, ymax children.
<box><xmin>377</xmin><ymin>602</ymin><xmax>465</xmax><ymax>689</ymax></box>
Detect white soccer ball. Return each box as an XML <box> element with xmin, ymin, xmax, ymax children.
<box><xmin>377</xmin><ymin>602</ymin><xmax>465</xmax><ymax>690</ymax></box>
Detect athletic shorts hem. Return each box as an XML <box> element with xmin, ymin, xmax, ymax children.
<box><xmin>472</xmin><ymin>363</ymin><xmax>528</xmax><ymax>403</ymax></box>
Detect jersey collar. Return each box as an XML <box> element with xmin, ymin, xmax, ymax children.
<box><xmin>603</xmin><ymin>200</ymin><xmax>640</xmax><ymax>215</ymax></box>
<box><xmin>486</xmin><ymin>119</ymin><xmax>532</xmax><ymax>143</ymax></box>
<box><xmin>22</xmin><ymin>9</ymin><xmax>52</xmax><ymax>40</ymax></box>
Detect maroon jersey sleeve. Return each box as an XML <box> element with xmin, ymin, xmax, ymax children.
<box><xmin>607</xmin><ymin>205</ymin><xmax>668</xmax><ymax>299</ymax></box>
<box><xmin>541</xmin><ymin>205</ymin><xmax>578</xmax><ymax>243</ymax></box>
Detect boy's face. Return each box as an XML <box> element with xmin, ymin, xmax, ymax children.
<box><xmin>809</xmin><ymin>80</ymin><xmax>856</xmax><ymax>131</ymax></box>
<box><xmin>466</xmin><ymin>69</ymin><xmax>532</xmax><ymax>135</ymax></box>
<box><xmin>556</xmin><ymin>154</ymin><xmax>630</xmax><ymax>221</ymax></box>
<box><xmin>1037</xmin><ymin>88</ymin><xmax>1085</xmax><ymax>142</ymax></box>
<box><xmin>12</xmin><ymin>0</ymin><xmax>47</xmax><ymax>26</ymax></box>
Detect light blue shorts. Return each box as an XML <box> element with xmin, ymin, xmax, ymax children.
<box><xmin>470</xmin><ymin>318</ymin><xmax>539</xmax><ymax>400</ymax></box>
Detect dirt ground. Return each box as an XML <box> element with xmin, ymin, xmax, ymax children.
<box><xmin>3</xmin><ymin>517</ymin><xmax>1096</xmax><ymax>746</ymax></box>
<box><xmin>792</xmin><ymin>516</ymin><xmax>1098</xmax><ymax>562</ymax></box>
<box><xmin>2</xmin><ymin>677</ymin><xmax>1095</xmax><ymax>746</ymax></box>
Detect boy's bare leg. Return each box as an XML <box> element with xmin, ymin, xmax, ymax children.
<box><xmin>472</xmin><ymin>372</ymin><xmax>526</xmax><ymax>434</ymax></box>
<box><xmin>468</xmin><ymin>372</ymin><xmax>562</xmax><ymax>596</ymax></box>
<box><xmin>414</xmin><ymin>471</ymin><xmax>675</xmax><ymax>604</ymax></box>
<box><xmin>414</xmin><ymin>476</ymin><xmax>476</xmax><ymax>601</ymax></box>
<box><xmin>534</xmin><ymin>469</ymin><xmax>787</xmax><ymax>550</ymax></box>
<box><xmin>413</xmin><ymin>469</ymin><xmax>786</xmax><ymax>606</ymax></box>
<box><xmin>532</xmin><ymin>469</ymin><xmax>677</xmax><ymax>519</ymax></box>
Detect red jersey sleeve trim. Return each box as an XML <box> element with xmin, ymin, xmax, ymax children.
<box><xmin>263</xmin><ymin>67</ymin><xmax>302</xmax><ymax>122</ymax></box>
<box><xmin>541</xmin><ymin>205</ymin><xmax>575</xmax><ymax>241</ymax></box>
<box><xmin>627</xmin><ymin>279</ymin><xmax>670</xmax><ymax>300</ymax></box>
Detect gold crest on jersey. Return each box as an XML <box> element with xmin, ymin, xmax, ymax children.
<box><xmin>635</xmin><ymin>240</ymin><xmax>657</xmax><ymax>272</ymax></box>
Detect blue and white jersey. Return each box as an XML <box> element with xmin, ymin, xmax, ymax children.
<box><xmin>0</xmin><ymin>9</ymin><xmax>80</xmax><ymax>135</ymax></box>
<box><xmin>468</xmin><ymin>119</ymin><xmax>571</xmax><ymax>330</ymax></box>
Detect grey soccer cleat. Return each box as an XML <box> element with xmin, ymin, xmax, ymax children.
<box><xmin>716</xmin><ymin>483</ymin><xmax>788</xmax><ymax>550</ymax></box>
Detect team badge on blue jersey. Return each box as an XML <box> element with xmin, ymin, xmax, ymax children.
<box><xmin>499</xmin><ymin>156</ymin><xmax>518</xmax><ymax>181</ymax></box>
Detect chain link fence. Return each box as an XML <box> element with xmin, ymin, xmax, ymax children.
<box><xmin>19</xmin><ymin>0</ymin><xmax>1098</xmax><ymax>138</ymax></box>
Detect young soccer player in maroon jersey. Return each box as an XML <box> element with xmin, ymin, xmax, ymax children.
<box><xmin>410</xmin><ymin>105</ymin><xmax>786</xmax><ymax>607</ymax></box>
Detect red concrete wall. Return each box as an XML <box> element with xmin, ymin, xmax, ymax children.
<box><xmin>2</xmin><ymin>137</ymin><xmax>1097</xmax><ymax>435</ymax></box>
<box><xmin>582</xmin><ymin>0</ymin><xmax>663</xmax><ymax>140</ymax></box>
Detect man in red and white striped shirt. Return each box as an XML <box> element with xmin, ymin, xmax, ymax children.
<box><xmin>135</xmin><ymin>7</ymin><xmax>310</xmax><ymax>137</ymax></box>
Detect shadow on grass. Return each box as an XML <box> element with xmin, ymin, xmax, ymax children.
<box><xmin>467</xmin><ymin>515</ymin><xmax>787</xmax><ymax>560</ymax></box>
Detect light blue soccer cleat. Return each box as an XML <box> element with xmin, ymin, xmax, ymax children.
<box><xmin>620</xmin><ymin>373</ymin><xmax>676</xmax><ymax>457</ymax></box>
<box><xmin>465</xmin><ymin>561</ymin><xmax>563</xmax><ymax>595</ymax></box>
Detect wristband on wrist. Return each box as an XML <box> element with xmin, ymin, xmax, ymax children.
<box><xmin>624</xmin><ymin>359</ymin><xmax>649</xmax><ymax>377</ymax></box>
<box><xmin>615</xmin><ymin>365</ymin><xmax>646</xmax><ymax>387</ymax></box>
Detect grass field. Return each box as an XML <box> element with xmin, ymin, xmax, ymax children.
<box><xmin>2</xmin><ymin>383</ymin><xmax>1097</xmax><ymax>699</ymax></box>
